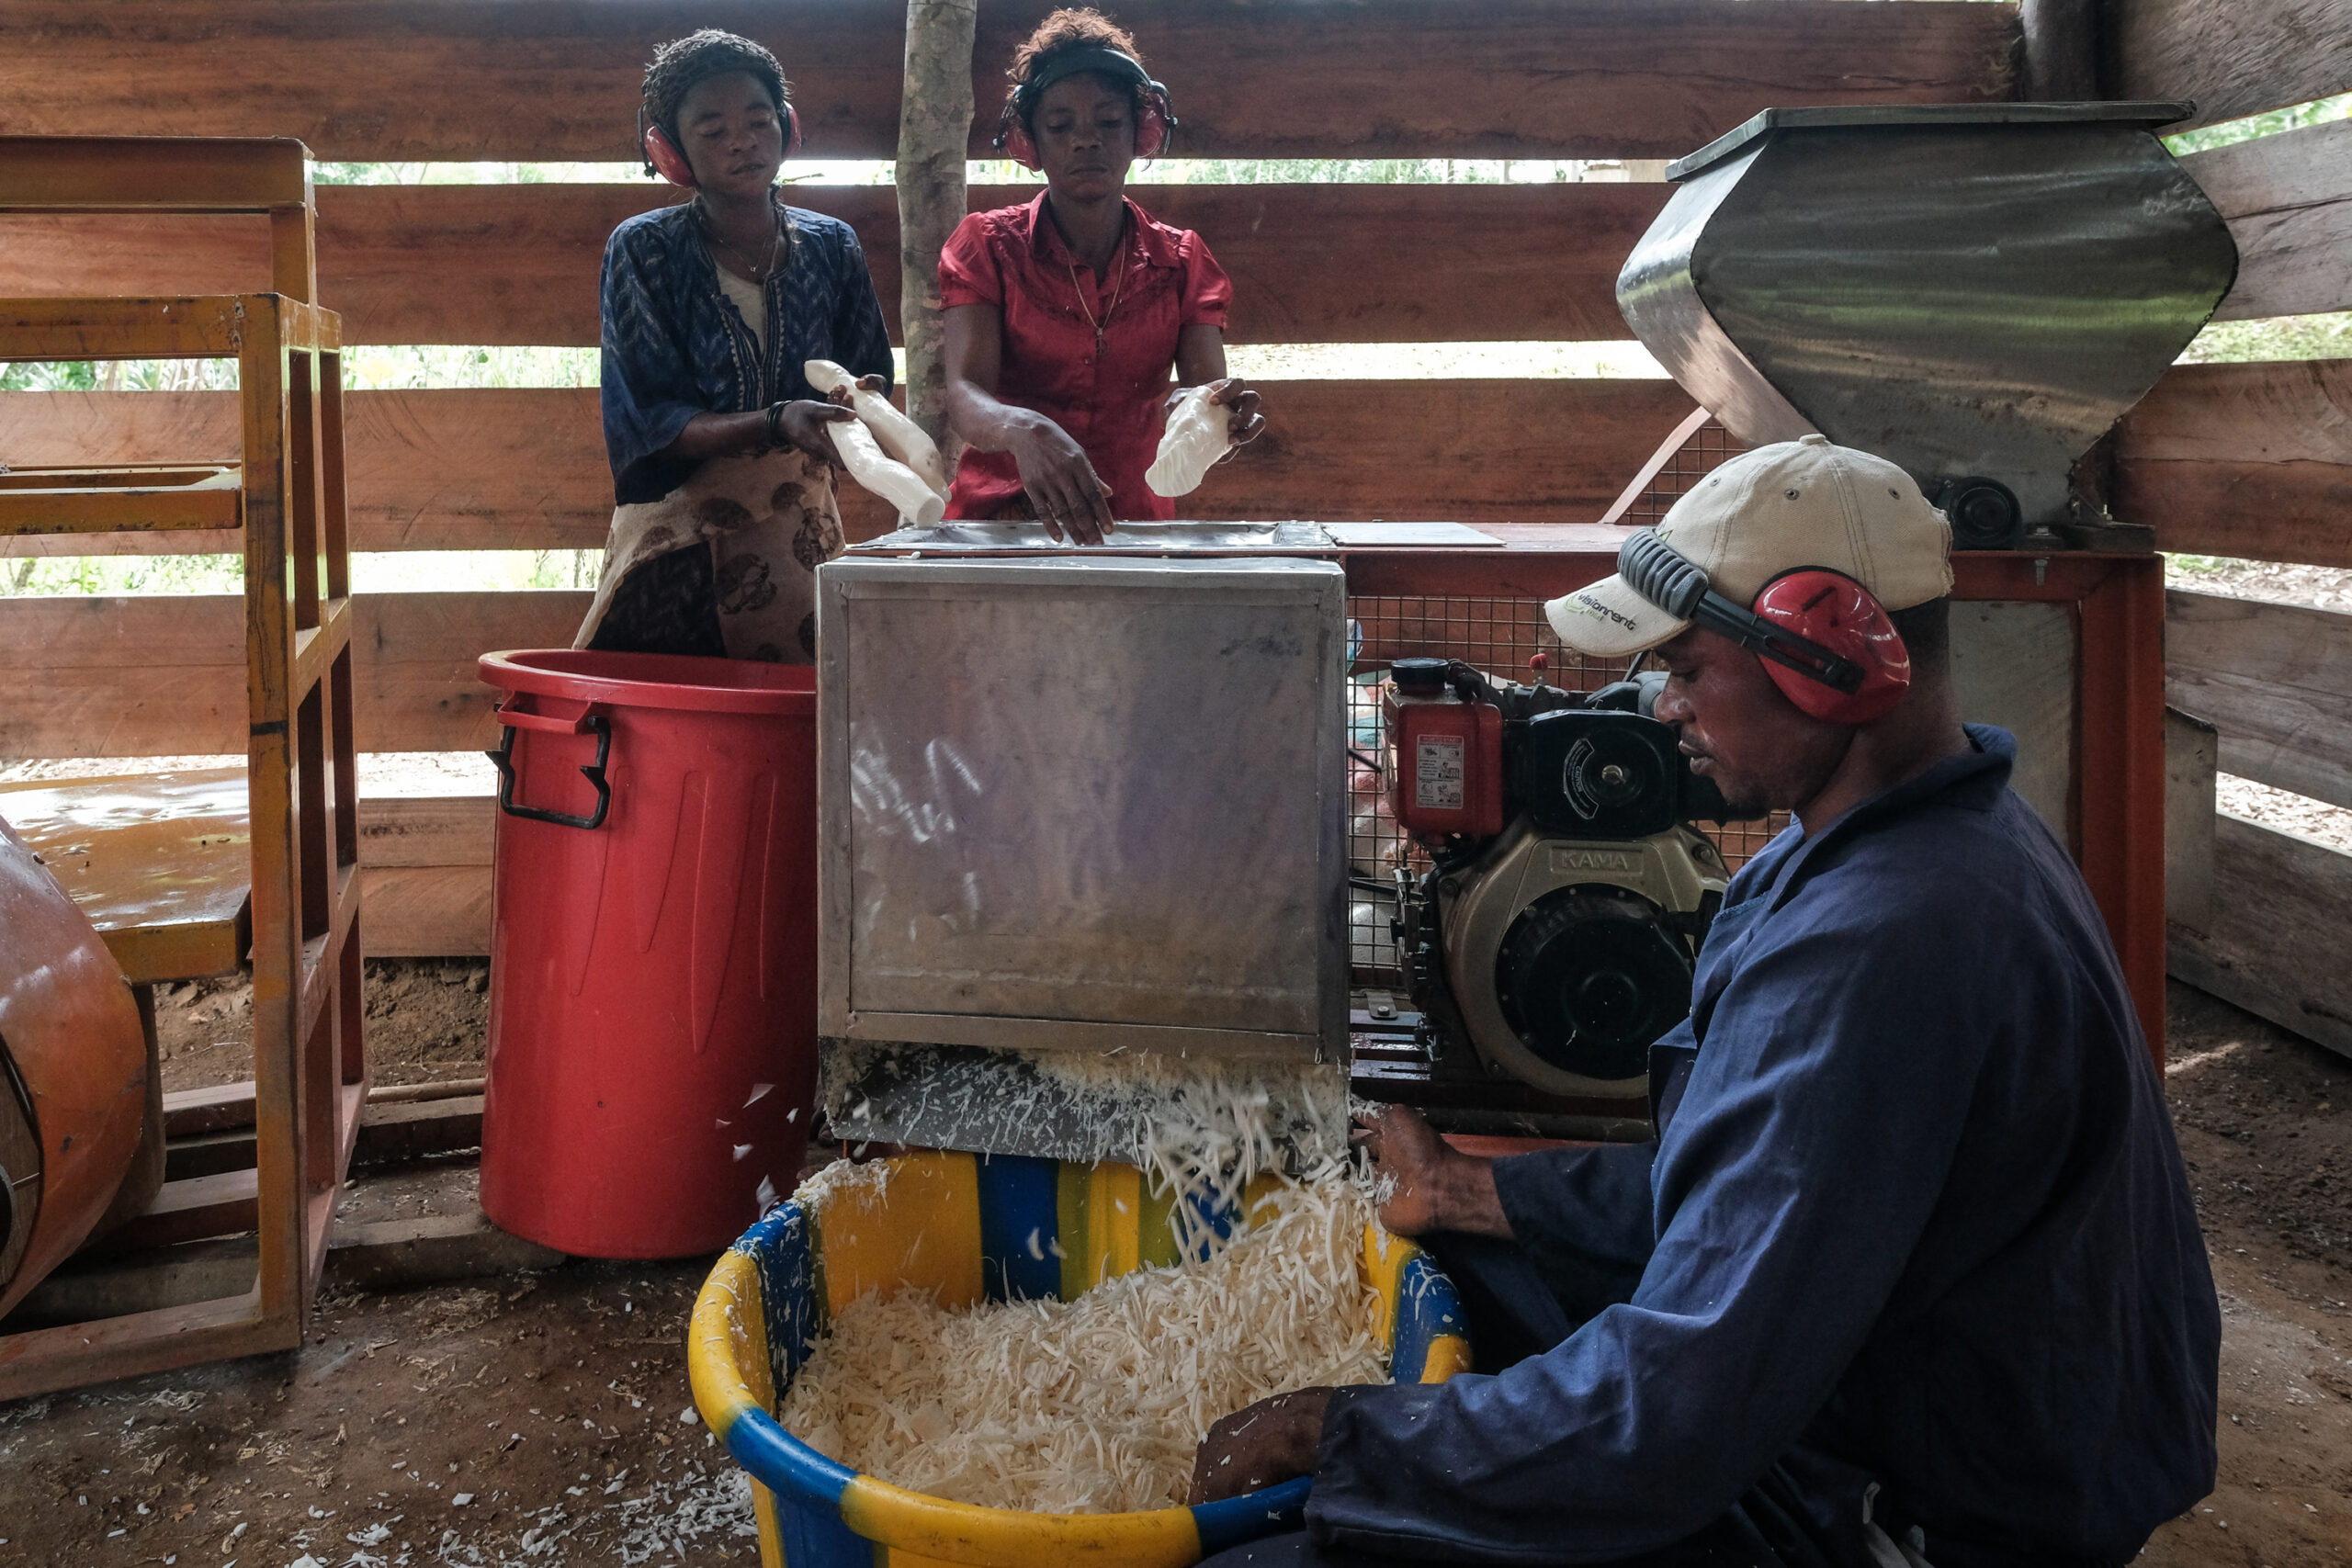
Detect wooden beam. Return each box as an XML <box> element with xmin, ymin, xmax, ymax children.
<box><xmin>0</xmin><ymin>2</ymin><xmax>2018</xmax><ymax>163</ymax></box>
<box><xmin>0</xmin><ymin>1239</ymin><xmax>259</xmax><ymax>1335</ymax></box>
<box><xmin>0</xmin><ymin>182</ymin><xmax>1672</xmax><ymax>348</ymax></box>
<box><xmin>2109</xmin><ymin>0</ymin><xmax>2352</xmax><ymax>132</ymax></box>
<box><xmin>2184</xmin><ymin>119</ymin><xmax>2352</xmax><ymax>322</ymax></box>
<box><xmin>2111</xmin><ymin>358</ymin><xmax>2352</xmax><ymax>567</ymax></box>
<box><xmin>0</xmin><ymin>589</ymin><xmax>588</xmax><ymax>758</ymax></box>
<box><xmin>0</xmin><ymin>136</ymin><xmax>309</xmax><ymax>211</ymax></box>
<box><xmin>353</xmin><ymin>1094</ymin><xmax>484</xmax><ymax>1165</ymax></box>
<box><xmin>324</xmin><ymin>1208</ymin><xmax>567</xmax><ymax>1289</ymax></box>
<box><xmin>358</xmin><ymin>794</ymin><xmax>493</xmax><ymax>868</ymax></box>
<box><xmin>2164</xmin><ymin>705</ymin><xmax>2218</xmax><ymax>931</ymax></box>
<box><xmin>96</xmin><ymin>1168</ymin><xmax>260</xmax><ymax>1255</ymax></box>
<box><xmin>359</xmin><ymin>592</ymin><xmax>596</xmax><ymax>750</ymax></box>
<box><xmin>0</xmin><ymin>378</ymin><xmax>1700</xmax><ymax>556</ymax></box>
<box><xmin>363</xmin><ymin>866</ymin><xmax>493</xmax><ymax>958</ymax></box>
<box><xmin>355</xmin><ymin>797</ymin><xmax>495</xmax><ymax>957</ymax></box>
<box><xmin>2169</xmin><ymin>812</ymin><xmax>2352</xmax><ymax>1057</ymax></box>
<box><xmin>2165</xmin><ymin>589</ymin><xmax>2352</xmax><ymax>810</ymax></box>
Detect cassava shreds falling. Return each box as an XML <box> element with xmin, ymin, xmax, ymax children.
<box><xmin>778</xmin><ymin>1175</ymin><xmax>1389</xmax><ymax>1514</ymax></box>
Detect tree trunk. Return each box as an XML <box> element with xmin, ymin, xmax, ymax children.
<box><xmin>896</xmin><ymin>0</ymin><xmax>977</xmax><ymax>450</ymax></box>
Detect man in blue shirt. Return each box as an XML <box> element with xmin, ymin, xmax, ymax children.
<box><xmin>1193</xmin><ymin>437</ymin><xmax>2218</xmax><ymax>1567</ymax></box>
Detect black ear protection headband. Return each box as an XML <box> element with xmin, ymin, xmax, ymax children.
<box><xmin>992</xmin><ymin>44</ymin><xmax>1177</xmax><ymax>166</ymax></box>
<box><xmin>638</xmin><ymin>93</ymin><xmax>803</xmax><ymax>185</ymax></box>
<box><xmin>1617</xmin><ymin>531</ymin><xmax>1867</xmax><ymax>694</ymax></box>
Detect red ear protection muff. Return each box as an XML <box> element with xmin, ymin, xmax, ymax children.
<box><xmin>991</xmin><ymin>44</ymin><xmax>1175</xmax><ymax>171</ymax></box>
<box><xmin>1616</xmin><ymin>530</ymin><xmax>1911</xmax><ymax>725</ymax></box>
<box><xmin>640</xmin><ymin>98</ymin><xmax>803</xmax><ymax>187</ymax></box>
<box><xmin>1748</xmin><ymin>569</ymin><xmax>1911</xmax><ymax>723</ymax></box>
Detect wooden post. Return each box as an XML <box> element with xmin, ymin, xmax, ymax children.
<box><xmin>896</xmin><ymin>0</ymin><xmax>978</xmax><ymax>446</ymax></box>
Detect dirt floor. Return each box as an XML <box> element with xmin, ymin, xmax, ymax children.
<box><xmin>154</xmin><ymin>959</ymin><xmax>496</xmax><ymax>1095</ymax></box>
<box><xmin>4</xmin><ymin>969</ymin><xmax>2352</xmax><ymax>1565</ymax></box>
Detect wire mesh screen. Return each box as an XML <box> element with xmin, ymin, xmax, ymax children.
<box><xmin>1345</xmin><ymin>587</ymin><xmax>1790</xmax><ymax>984</ymax></box>
<box><xmin>1610</xmin><ymin>415</ymin><xmax>1747</xmax><ymax>527</ymax></box>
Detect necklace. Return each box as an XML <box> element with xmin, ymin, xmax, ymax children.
<box><xmin>1066</xmin><ymin>239</ymin><xmax>1129</xmax><ymax>360</ymax></box>
<box><xmin>698</xmin><ymin>197</ymin><xmax>784</xmax><ymax>285</ymax></box>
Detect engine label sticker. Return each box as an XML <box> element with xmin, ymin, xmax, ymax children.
<box><xmin>1417</xmin><ymin>735</ymin><xmax>1465</xmax><ymax>811</ymax></box>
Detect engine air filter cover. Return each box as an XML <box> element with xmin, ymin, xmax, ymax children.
<box><xmin>1521</xmin><ymin>710</ymin><xmax>1727</xmax><ymax>838</ymax></box>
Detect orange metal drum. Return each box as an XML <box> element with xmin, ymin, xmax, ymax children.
<box><xmin>0</xmin><ymin>814</ymin><xmax>147</xmax><ymax>1319</ymax></box>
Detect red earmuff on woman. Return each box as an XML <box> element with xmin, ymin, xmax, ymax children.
<box><xmin>639</xmin><ymin>101</ymin><xmax>803</xmax><ymax>188</ymax></box>
<box><xmin>990</xmin><ymin>43</ymin><xmax>1176</xmax><ymax>171</ymax></box>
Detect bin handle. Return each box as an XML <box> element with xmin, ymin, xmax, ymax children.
<box><xmin>487</xmin><ymin>697</ymin><xmax>613</xmax><ymax>830</ymax></box>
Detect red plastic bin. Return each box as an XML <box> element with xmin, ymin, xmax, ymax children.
<box><xmin>474</xmin><ymin>650</ymin><xmax>817</xmax><ymax>1259</ymax></box>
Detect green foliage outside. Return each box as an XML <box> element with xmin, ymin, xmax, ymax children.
<box><xmin>2182</xmin><ymin>312</ymin><xmax>2352</xmax><ymax>365</ymax></box>
<box><xmin>1</xmin><ymin>549</ymin><xmax>601</xmax><ymax>597</ymax></box>
<box><xmin>2164</xmin><ymin>94</ymin><xmax>2351</xmax><ymax>156</ymax></box>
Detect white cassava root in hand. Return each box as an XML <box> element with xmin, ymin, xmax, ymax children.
<box><xmin>806</xmin><ymin>357</ymin><xmax>951</xmax><ymax>502</ymax></box>
<box><xmin>829</xmin><ymin>417</ymin><xmax>947</xmax><ymax>528</ymax></box>
<box><xmin>1147</xmin><ymin>382</ymin><xmax>1237</xmax><ymax>499</ymax></box>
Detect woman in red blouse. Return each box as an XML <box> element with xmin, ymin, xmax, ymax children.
<box><xmin>940</xmin><ymin>9</ymin><xmax>1263</xmax><ymax>544</ymax></box>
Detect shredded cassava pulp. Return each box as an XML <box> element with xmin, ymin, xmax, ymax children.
<box><xmin>779</xmin><ymin>1172</ymin><xmax>1390</xmax><ymax>1513</ymax></box>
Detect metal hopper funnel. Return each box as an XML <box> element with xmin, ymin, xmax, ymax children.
<box><xmin>1616</xmin><ymin>104</ymin><xmax>2238</xmax><ymax>541</ymax></box>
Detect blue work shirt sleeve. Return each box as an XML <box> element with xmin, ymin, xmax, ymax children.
<box><xmin>831</xmin><ymin>227</ymin><xmax>896</xmax><ymax>394</ymax></box>
<box><xmin>1494</xmin><ymin>1131</ymin><xmax>1661</xmax><ymax>1284</ymax></box>
<box><xmin>1311</xmin><ymin>914</ymin><xmax>1991</xmax><ymax>1564</ymax></box>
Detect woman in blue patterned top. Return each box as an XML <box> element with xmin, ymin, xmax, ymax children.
<box><xmin>577</xmin><ymin>29</ymin><xmax>895</xmax><ymax>662</ymax></box>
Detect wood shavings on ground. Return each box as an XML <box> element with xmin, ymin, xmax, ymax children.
<box><xmin>778</xmin><ymin>1175</ymin><xmax>1386</xmax><ymax>1514</ymax></box>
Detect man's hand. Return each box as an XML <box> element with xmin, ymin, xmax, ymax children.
<box><xmin>1187</xmin><ymin>1388</ymin><xmax>1334</xmax><ymax>1506</ymax></box>
<box><xmin>1353</xmin><ymin>1105</ymin><xmax>1511</xmax><ymax>1238</ymax></box>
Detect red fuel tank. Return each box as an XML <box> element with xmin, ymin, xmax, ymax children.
<box><xmin>1384</xmin><ymin>659</ymin><xmax>1504</xmax><ymax>839</ymax></box>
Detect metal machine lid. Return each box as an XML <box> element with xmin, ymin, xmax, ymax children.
<box><xmin>853</xmin><ymin>520</ymin><xmax>1504</xmax><ymax>554</ymax></box>
<box><xmin>856</xmin><ymin>520</ymin><xmax>1332</xmax><ymax>552</ymax></box>
<box><xmin>1667</xmin><ymin>100</ymin><xmax>2198</xmax><ymax>181</ymax></box>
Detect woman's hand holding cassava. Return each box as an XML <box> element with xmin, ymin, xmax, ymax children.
<box><xmin>775</xmin><ymin>399</ymin><xmax>855</xmax><ymax>469</ymax></box>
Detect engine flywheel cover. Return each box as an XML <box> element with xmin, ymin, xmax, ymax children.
<box><xmin>1494</xmin><ymin>886</ymin><xmax>1694</xmax><ymax>1082</ymax></box>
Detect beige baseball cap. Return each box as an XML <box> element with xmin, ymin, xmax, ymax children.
<box><xmin>1544</xmin><ymin>434</ymin><xmax>1954</xmax><ymax>658</ymax></box>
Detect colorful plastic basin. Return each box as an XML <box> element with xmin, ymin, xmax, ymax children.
<box><xmin>688</xmin><ymin>1148</ymin><xmax>1472</xmax><ymax>1567</ymax></box>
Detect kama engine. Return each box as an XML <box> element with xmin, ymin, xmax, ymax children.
<box><xmin>1384</xmin><ymin>659</ymin><xmax>1743</xmax><ymax>1099</ymax></box>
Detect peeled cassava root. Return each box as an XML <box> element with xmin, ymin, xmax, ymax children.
<box><xmin>807</xmin><ymin>358</ymin><xmax>951</xmax><ymax>523</ymax></box>
<box><xmin>831</xmin><ymin>419</ymin><xmax>947</xmax><ymax>528</ymax></box>
<box><xmin>1147</xmin><ymin>383</ymin><xmax>1237</xmax><ymax>499</ymax></box>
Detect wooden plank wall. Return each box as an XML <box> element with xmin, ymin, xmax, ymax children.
<box><xmin>4</xmin><ymin>0</ymin><xmax>2351</xmax><ymax>987</ymax></box>
<box><xmin>2112</xmin><ymin>0</ymin><xmax>2352</xmax><ymax>1054</ymax></box>
<box><xmin>0</xmin><ymin>3</ymin><xmax>2017</xmax><ymax>161</ymax></box>
<box><xmin>0</xmin><ymin>0</ymin><xmax>2020</xmax><ymax>956</ymax></box>
<box><xmin>0</xmin><ymin>185</ymin><xmax>1676</xmax><ymax>348</ymax></box>
<box><xmin>2165</xmin><ymin>589</ymin><xmax>2352</xmax><ymax>811</ymax></box>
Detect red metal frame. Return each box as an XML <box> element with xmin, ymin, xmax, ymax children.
<box><xmin>1334</xmin><ymin>528</ymin><xmax>2168</xmax><ymax>1063</ymax></box>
